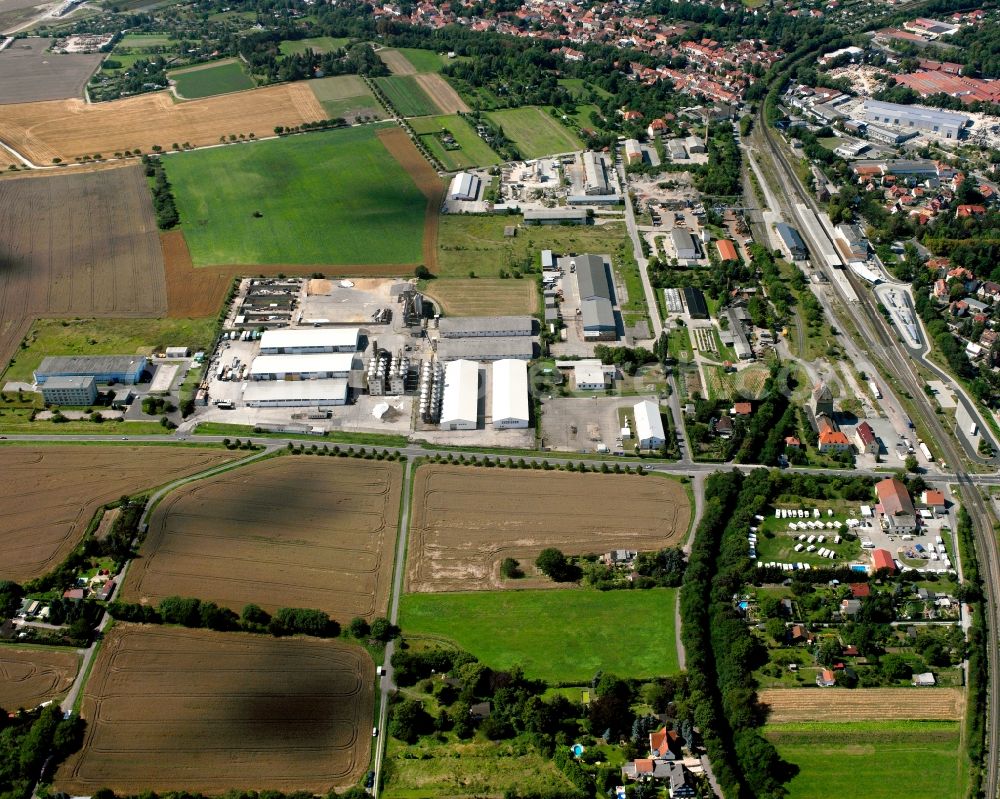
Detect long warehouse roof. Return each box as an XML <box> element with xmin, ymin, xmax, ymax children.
<box><xmin>439</xmin><ymin>316</ymin><xmax>534</xmax><ymax>337</ymax></box>
<box><xmin>242</xmin><ymin>378</ymin><xmax>349</xmax><ymax>403</ymax></box>
<box><xmin>441</xmin><ymin>359</ymin><xmax>479</xmax><ymax>425</ymax></box>
<box><xmin>259</xmin><ymin>327</ymin><xmax>359</xmax><ymax>350</ymax></box>
<box><xmin>249</xmin><ymin>353</ymin><xmax>355</xmax><ymax>376</ymax></box>
<box><xmin>437</xmin><ymin>337</ymin><xmax>534</xmax><ymax>360</ymax></box>
<box><xmin>491</xmin><ymin>359</ymin><xmax>529</xmax><ymax>423</ymax></box>
<box><xmin>634</xmin><ymin>399</ymin><xmax>665</xmax><ymax>443</ymax></box>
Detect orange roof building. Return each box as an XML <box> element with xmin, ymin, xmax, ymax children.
<box><xmin>716</xmin><ymin>239</ymin><xmax>738</xmax><ymax>261</ymax></box>
<box><xmin>872</xmin><ymin>548</ymin><xmax>895</xmax><ymax>572</ymax></box>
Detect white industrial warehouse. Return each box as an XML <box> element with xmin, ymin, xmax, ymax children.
<box><xmin>259</xmin><ymin>327</ymin><xmax>359</xmax><ymax>354</ymax></box>
<box><xmin>440</xmin><ymin>359</ymin><xmax>479</xmax><ymax>430</ymax></box>
<box><xmin>243</xmin><ymin>378</ymin><xmax>349</xmax><ymax>407</ymax></box>
<box><xmin>249</xmin><ymin>353</ymin><xmax>354</xmax><ymax>381</ymax></box>
<box><xmin>491</xmin><ymin>359</ymin><xmax>529</xmax><ymax>429</ymax></box>
<box><xmin>448</xmin><ymin>172</ymin><xmax>481</xmax><ymax>201</ymax></box>
<box><xmin>633</xmin><ymin>399</ymin><xmax>666</xmax><ymax>449</ymax></box>
<box><xmin>439</xmin><ymin>316</ymin><xmax>533</xmax><ymax>338</ymax></box>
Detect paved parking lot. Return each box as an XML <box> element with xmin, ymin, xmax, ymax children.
<box><xmin>540</xmin><ymin>395</ymin><xmax>638</xmax><ymax>453</ymax></box>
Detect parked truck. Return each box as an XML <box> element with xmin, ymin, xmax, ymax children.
<box><xmin>918</xmin><ymin>441</ymin><xmax>934</xmax><ymax>462</ymax></box>
<box><xmin>868</xmin><ymin>381</ymin><xmax>882</xmax><ymax>399</ymax></box>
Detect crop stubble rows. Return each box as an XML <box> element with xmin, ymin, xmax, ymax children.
<box><xmin>124</xmin><ymin>457</ymin><xmax>402</xmax><ymax>620</ymax></box>
<box><xmin>0</xmin><ymin>446</ymin><xmax>240</xmax><ymax>582</ymax></box>
<box><xmin>56</xmin><ymin>624</ymin><xmax>373</xmax><ymax>794</ymax></box>
<box><xmin>406</xmin><ymin>466</ymin><xmax>691</xmax><ymax>592</ymax></box>
<box><xmin>0</xmin><ymin>648</ymin><xmax>79</xmax><ymax>710</ymax></box>
<box><xmin>760</xmin><ymin>688</ymin><xmax>964</xmax><ymax>722</ymax></box>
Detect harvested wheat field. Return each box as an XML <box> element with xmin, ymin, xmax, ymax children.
<box><xmin>760</xmin><ymin>688</ymin><xmax>964</xmax><ymax>722</ymax></box>
<box><xmin>56</xmin><ymin>624</ymin><xmax>373</xmax><ymax>794</ymax></box>
<box><xmin>415</xmin><ymin>73</ymin><xmax>470</xmax><ymax>114</ymax></box>
<box><xmin>0</xmin><ymin>165</ymin><xmax>167</xmax><ymax>372</ymax></box>
<box><xmin>0</xmin><ymin>648</ymin><xmax>79</xmax><ymax>711</ymax></box>
<box><xmin>0</xmin><ymin>83</ymin><xmax>324</xmax><ymax>164</ymax></box>
<box><xmin>124</xmin><ymin>457</ymin><xmax>402</xmax><ymax>620</ymax></box>
<box><xmin>0</xmin><ymin>446</ymin><xmax>240</xmax><ymax>582</ymax></box>
<box><xmin>377</xmin><ymin>48</ymin><xmax>416</xmax><ymax>75</ymax></box>
<box><xmin>406</xmin><ymin>466</ymin><xmax>690</xmax><ymax>592</ymax></box>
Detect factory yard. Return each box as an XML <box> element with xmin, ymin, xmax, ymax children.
<box><xmin>0</xmin><ymin>648</ymin><xmax>79</xmax><ymax>710</ymax></box>
<box><xmin>760</xmin><ymin>688</ymin><xmax>964</xmax><ymax>722</ymax></box>
<box><xmin>406</xmin><ymin>466</ymin><xmax>690</xmax><ymax>592</ymax></box>
<box><xmin>123</xmin><ymin>457</ymin><xmax>402</xmax><ymax>620</ymax></box>
<box><xmin>56</xmin><ymin>625</ymin><xmax>374</xmax><ymax>794</ymax></box>
<box><xmin>0</xmin><ymin>83</ymin><xmax>325</xmax><ymax>164</ymax></box>
<box><xmin>0</xmin><ymin>447</ymin><xmax>239</xmax><ymax>582</ymax></box>
<box><xmin>0</xmin><ymin>38</ymin><xmax>103</xmax><ymax>104</ymax></box>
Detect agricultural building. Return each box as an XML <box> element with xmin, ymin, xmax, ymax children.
<box><xmin>574</xmin><ymin>360</ymin><xmax>609</xmax><ymax>390</ymax></box>
<box><xmin>633</xmin><ymin>400</ymin><xmax>665</xmax><ymax>449</ymax></box>
<box><xmin>574</xmin><ymin>254</ymin><xmax>612</xmax><ymax>301</ymax></box>
<box><xmin>681</xmin><ymin>287</ymin><xmax>708</xmax><ymax>319</ymax></box>
<box><xmin>35</xmin><ymin>355</ymin><xmax>147</xmax><ymax>385</ymax></box>
<box><xmin>875</xmin><ymin>477</ymin><xmax>916</xmax><ymax>532</ymax></box>
<box><xmin>582</xmin><ymin>151</ymin><xmax>611</xmax><ymax>195</ymax></box>
<box><xmin>249</xmin><ymin>353</ymin><xmax>354</xmax><ymax>381</ymax></box>
<box><xmin>448</xmin><ymin>172</ymin><xmax>481</xmax><ymax>201</ymax></box>
<box><xmin>872</xmin><ymin>548</ymin><xmax>896</xmax><ymax>572</ymax></box>
<box><xmin>39</xmin><ymin>375</ymin><xmax>98</xmax><ymax>405</ymax></box>
<box><xmin>259</xmin><ymin>327</ymin><xmax>359</xmax><ymax>354</ymax></box>
<box><xmin>671</xmin><ymin>229</ymin><xmax>700</xmax><ymax>261</ymax></box>
<box><xmin>716</xmin><ymin>239</ymin><xmax>739</xmax><ymax>262</ymax></box>
<box><xmin>581</xmin><ymin>297</ymin><xmax>617</xmax><ymax>340</ymax></box>
<box><xmin>775</xmin><ymin>223</ymin><xmax>807</xmax><ymax>260</ymax></box>
<box><xmin>440</xmin><ymin>359</ymin><xmax>479</xmax><ymax>430</ymax></box>
<box><xmin>491</xmin><ymin>359</ymin><xmax>529</xmax><ymax>429</ymax></box>
<box><xmin>524</xmin><ymin>208</ymin><xmax>588</xmax><ymax>225</ymax></box>
<box><xmin>242</xmin><ymin>378</ymin><xmax>348</xmax><ymax>407</ymax></box>
<box><xmin>439</xmin><ymin>316</ymin><xmax>534</xmax><ymax>338</ymax></box>
<box><xmin>437</xmin><ymin>337</ymin><xmax>533</xmax><ymax>362</ymax></box>
<box><xmin>860</xmin><ymin>99</ymin><xmax>969</xmax><ymax>139</ymax></box>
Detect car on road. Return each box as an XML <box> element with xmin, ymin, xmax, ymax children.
<box><xmin>372</xmin><ymin>726</ymin><xmax>379</xmax><ymax>737</ymax></box>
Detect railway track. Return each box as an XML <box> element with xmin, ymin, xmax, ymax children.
<box><xmin>756</xmin><ymin>106</ymin><xmax>1000</xmax><ymax>798</ymax></box>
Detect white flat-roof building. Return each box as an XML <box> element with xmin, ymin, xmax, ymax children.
<box><xmin>440</xmin><ymin>359</ymin><xmax>479</xmax><ymax>430</ymax></box>
<box><xmin>491</xmin><ymin>359</ymin><xmax>529</xmax><ymax>429</ymax></box>
<box><xmin>449</xmin><ymin>172</ymin><xmax>481</xmax><ymax>201</ymax></box>
<box><xmin>243</xmin><ymin>378</ymin><xmax>349</xmax><ymax>407</ymax></box>
<box><xmin>582</xmin><ymin>151</ymin><xmax>612</xmax><ymax>195</ymax></box>
<box><xmin>39</xmin><ymin>375</ymin><xmax>98</xmax><ymax>406</ymax></box>
<box><xmin>634</xmin><ymin>399</ymin><xmax>666</xmax><ymax>449</ymax></box>
<box><xmin>259</xmin><ymin>327</ymin><xmax>359</xmax><ymax>354</ymax></box>
<box><xmin>438</xmin><ymin>316</ymin><xmax>533</xmax><ymax>338</ymax></box>
<box><xmin>574</xmin><ymin>360</ymin><xmax>609</xmax><ymax>390</ymax></box>
<box><xmin>437</xmin><ymin>337</ymin><xmax>533</xmax><ymax>361</ymax></box>
<box><xmin>859</xmin><ymin>100</ymin><xmax>969</xmax><ymax>140</ymax></box>
<box><xmin>249</xmin><ymin>353</ymin><xmax>354</xmax><ymax>381</ymax></box>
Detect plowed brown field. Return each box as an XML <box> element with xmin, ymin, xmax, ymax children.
<box><xmin>0</xmin><ymin>165</ymin><xmax>167</xmax><ymax>374</ymax></box>
<box><xmin>415</xmin><ymin>73</ymin><xmax>470</xmax><ymax>114</ymax></box>
<box><xmin>760</xmin><ymin>688</ymin><xmax>964</xmax><ymax>722</ymax></box>
<box><xmin>0</xmin><ymin>446</ymin><xmax>240</xmax><ymax>582</ymax></box>
<box><xmin>0</xmin><ymin>648</ymin><xmax>78</xmax><ymax>710</ymax></box>
<box><xmin>55</xmin><ymin>625</ymin><xmax>373</xmax><ymax>794</ymax></box>
<box><xmin>0</xmin><ymin>83</ymin><xmax>324</xmax><ymax>164</ymax></box>
<box><xmin>123</xmin><ymin>457</ymin><xmax>402</xmax><ymax>620</ymax></box>
<box><xmin>406</xmin><ymin>466</ymin><xmax>690</xmax><ymax>592</ymax></box>
<box><xmin>377</xmin><ymin>126</ymin><xmax>443</xmax><ymax>271</ymax></box>
<box><xmin>378</xmin><ymin>48</ymin><xmax>416</xmax><ymax>75</ymax></box>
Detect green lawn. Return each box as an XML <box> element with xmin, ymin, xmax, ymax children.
<box><xmin>102</xmin><ymin>53</ymin><xmax>147</xmax><ymax>73</ymax></box>
<box><xmin>556</xmin><ymin>103</ymin><xmax>603</xmax><ymax>134</ymax></box>
<box><xmin>486</xmin><ymin>106</ymin><xmax>583</xmax><ymax>159</ymax></box>
<box><xmin>1</xmin><ymin>318</ymin><xmax>218</xmax><ymax>385</ymax></box>
<box><xmin>169</xmin><ymin>59</ymin><xmax>254</xmax><ymax>99</ymax></box>
<box><xmin>374</xmin><ymin>76</ymin><xmax>438</xmax><ymax>117</ymax></box>
<box><xmin>164</xmin><ymin>125</ymin><xmax>427</xmax><ymax>266</ymax></box>
<box><xmin>766</xmin><ymin>721</ymin><xmax>967</xmax><ymax>799</ymax></box>
<box><xmin>400</xmin><ymin>588</ymin><xmax>679</xmax><ymax>684</ymax></box>
<box><xmin>409</xmin><ymin>114</ymin><xmax>499</xmax><ymax>170</ymax></box>
<box><xmin>0</xmin><ymin>411</ymin><xmax>168</xmax><ymax>435</ymax></box>
<box><xmin>117</xmin><ymin>33</ymin><xmax>173</xmax><ymax>49</ymax></box>
<box><xmin>394</xmin><ymin>47</ymin><xmax>450</xmax><ymax>73</ymax></box>
<box><xmin>192</xmin><ymin>422</ymin><xmax>409</xmax><ymax>447</ymax></box>
<box><xmin>279</xmin><ymin>36</ymin><xmax>351</xmax><ymax>56</ymax></box>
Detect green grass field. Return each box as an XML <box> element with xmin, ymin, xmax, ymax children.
<box><xmin>309</xmin><ymin>75</ymin><xmax>385</xmax><ymax>120</ymax></box>
<box><xmin>394</xmin><ymin>46</ymin><xmax>449</xmax><ymax>73</ymax></box>
<box><xmin>374</xmin><ymin>75</ymin><xmax>438</xmax><ymax>117</ymax></box>
<box><xmin>1</xmin><ymin>318</ymin><xmax>218</xmax><ymax>385</ymax></box>
<box><xmin>409</xmin><ymin>114</ymin><xmax>499</xmax><ymax>170</ymax></box>
<box><xmin>165</xmin><ymin>126</ymin><xmax>426</xmax><ymax>266</ymax></box>
<box><xmin>117</xmin><ymin>33</ymin><xmax>173</xmax><ymax>49</ymax></box>
<box><xmin>766</xmin><ymin>721</ymin><xmax>967</xmax><ymax>799</ymax></box>
<box><xmin>102</xmin><ymin>53</ymin><xmax>148</xmax><ymax>73</ymax></box>
<box><xmin>279</xmin><ymin>36</ymin><xmax>350</xmax><ymax>55</ymax></box>
<box><xmin>486</xmin><ymin>106</ymin><xmax>583</xmax><ymax>159</ymax></box>
<box><xmin>169</xmin><ymin>59</ymin><xmax>254</xmax><ymax>99</ymax></box>
<box><xmin>400</xmin><ymin>589</ymin><xmax>679</xmax><ymax>684</ymax></box>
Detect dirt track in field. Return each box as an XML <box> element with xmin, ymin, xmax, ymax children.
<box><xmin>377</xmin><ymin>126</ymin><xmax>443</xmax><ymax>271</ymax></box>
<box><xmin>56</xmin><ymin>624</ymin><xmax>373</xmax><ymax>794</ymax></box>
<box><xmin>0</xmin><ymin>648</ymin><xmax>78</xmax><ymax>710</ymax></box>
<box><xmin>124</xmin><ymin>457</ymin><xmax>402</xmax><ymax>620</ymax></box>
<box><xmin>415</xmin><ymin>73</ymin><xmax>470</xmax><ymax>114</ymax></box>
<box><xmin>406</xmin><ymin>466</ymin><xmax>691</xmax><ymax>592</ymax></box>
<box><xmin>377</xmin><ymin>48</ymin><xmax>416</xmax><ymax>75</ymax></box>
<box><xmin>0</xmin><ymin>446</ymin><xmax>240</xmax><ymax>582</ymax></box>
<box><xmin>0</xmin><ymin>83</ymin><xmax>325</xmax><ymax>164</ymax></box>
<box><xmin>760</xmin><ymin>688</ymin><xmax>964</xmax><ymax>722</ymax></box>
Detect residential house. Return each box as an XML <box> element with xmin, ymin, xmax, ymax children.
<box><xmin>819</xmin><ymin>430</ymin><xmax>852</xmax><ymax>453</ymax></box>
<box><xmin>732</xmin><ymin>401</ymin><xmax>753</xmax><ymax>416</ymax></box>
<box><xmin>912</xmin><ymin>672</ymin><xmax>937</xmax><ymax>686</ymax></box>
<box><xmin>850</xmin><ymin>583</ymin><xmax>871</xmax><ymax>598</ymax></box>
<box><xmin>469</xmin><ymin>702</ymin><xmax>492</xmax><ymax>720</ymax></box>
<box><xmin>816</xmin><ymin>668</ymin><xmax>837</xmax><ymax>687</ymax></box>
<box><xmin>922</xmin><ymin>489</ymin><xmax>946</xmax><ymax>514</ymax></box>
<box><xmin>840</xmin><ymin>598</ymin><xmax>862</xmax><ymax>618</ymax></box>
<box><xmin>855</xmin><ymin>421</ymin><xmax>879</xmax><ymax>455</ymax></box>
<box><xmin>650</xmin><ymin>727</ymin><xmax>682</xmax><ymax>760</ymax></box>
<box><xmin>714</xmin><ymin>416</ymin><xmax>735</xmax><ymax>438</ymax></box>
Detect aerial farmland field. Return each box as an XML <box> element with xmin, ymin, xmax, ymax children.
<box><xmin>169</xmin><ymin>59</ymin><xmax>254</xmax><ymax>99</ymax></box>
<box><xmin>164</xmin><ymin>125</ymin><xmax>428</xmax><ymax>267</ymax></box>
<box><xmin>421</xmin><ymin>278</ymin><xmax>538</xmax><ymax>316</ymax></box>
<box><xmin>400</xmin><ymin>588</ymin><xmax>680</xmax><ymax>683</ymax></box>
<box><xmin>0</xmin><ymin>446</ymin><xmax>240</xmax><ymax>582</ymax></box>
<box><xmin>759</xmin><ymin>688</ymin><xmax>964</xmax><ymax>722</ymax></box>
<box><xmin>374</xmin><ymin>75</ymin><xmax>439</xmax><ymax>117</ymax></box>
<box><xmin>406</xmin><ymin>466</ymin><xmax>690</xmax><ymax>592</ymax></box>
<box><xmin>309</xmin><ymin>75</ymin><xmax>385</xmax><ymax>122</ymax></box>
<box><xmin>0</xmin><ymin>648</ymin><xmax>79</xmax><ymax>710</ymax></box>
<box><xmin>56</xmin><ymin>625</ymin><xmax>374</xmax><ymax>794</ymax></box>
<box><xmin>279</xmin><ymin>36</ymin><xmax>351</xmax><ymax>55</ymax></box>
<box><xmin>409</xmin><ymin>113</ymin><xmax>498</xmax><ymax>170</ymax></box>
<box><xmin>0</xmin><ymin>38</ymin><xmax>103</xmax><ymax>104</ymax></box>
<box><xmin>123</xmin><ymin>457</ymin><xmax>402</xmax><ymax>619</ymax></box>
<box><xmin>485</xmin><ymin>106</ymin><xmax>583</xmax><ymax>159</ymax></box>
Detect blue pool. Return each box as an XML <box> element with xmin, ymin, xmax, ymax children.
<box><xmin>571</xmin><ymin>744</ymin><xmax>585</xmax><ymax>757</ymax></box>
<box><xmin>851</xmin><ymin>565</ymin><xmax>867</xmax><ymax>572</ymax></box>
